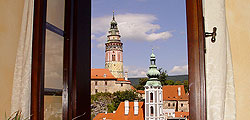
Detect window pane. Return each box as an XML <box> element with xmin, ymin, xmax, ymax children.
<box><xmin>44</xmin><ymin>0</ymin><xmax>64</xmax><ymax>119</ymax></box>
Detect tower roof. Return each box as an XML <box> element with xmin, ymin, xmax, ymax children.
<box><xmin>145</xmin><ymin>49</ymin><xmax>161</xmax><ymax>87</ymax></box>
<box><xmin>146</xmin><ymin>49</ymin><xmax>160</xmax><ymax>80</ymax></box>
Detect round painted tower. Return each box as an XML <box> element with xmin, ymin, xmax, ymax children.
<box><xmin>105</xmin><ymin>11</ymin><xmax>124</xmax><ymax>78</ymax></box>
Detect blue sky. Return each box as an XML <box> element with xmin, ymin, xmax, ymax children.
<box><xmin>91</xmin><ymin>0</ymin><xmax>188</xmax><ymax>77</ymax></box>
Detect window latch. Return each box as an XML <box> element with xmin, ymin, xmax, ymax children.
<box><xmin>205</xmin><ymin>27</ymin><xmax>217</xmax><ymax>43</ymax></box>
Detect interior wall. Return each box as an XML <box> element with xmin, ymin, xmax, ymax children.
<box><xmin>0</xmin><ymin>0</ymin><xmax>24</xmax><ymax>118</ymax></box>
<box><xmin>226</xmin><ymin>0</ymin><xmax>250</xmax><ymax>119</ymax></box>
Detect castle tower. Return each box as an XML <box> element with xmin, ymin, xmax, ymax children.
<box><xmin>105</xmin><ymin>11</ymin><xmax>124</xmax><ymax>78</ymax></box>
<box><xmin>145</xmin><ymin>49</ymin><xmax>165</xmax><ymax>120</ymax></box>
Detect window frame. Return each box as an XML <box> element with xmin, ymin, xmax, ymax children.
<box><xmin>31</xmin><ymin>0</ymin><xmax>206</xmax><ymax>119</ymax></box>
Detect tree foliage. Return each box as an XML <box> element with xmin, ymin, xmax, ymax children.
<box><xmin>107</xmin><ymin>90</ymin><xmax>143</xmax><ymax>113</ymax></box>
<box><xmin>134</xmin><ymin>68</ymin><xmax>189</xmax><ymax>93</ymax></box>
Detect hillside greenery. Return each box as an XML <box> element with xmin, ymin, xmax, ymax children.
<box><xmin>134</xmin><ymin>68</ymin><xmax>189</xmax><ymax>93</ymax></box>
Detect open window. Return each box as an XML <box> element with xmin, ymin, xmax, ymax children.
<box><xmin>31</xmin><ymin>0</ymin><xmax>206</xmax><ymax>120</ymax></box>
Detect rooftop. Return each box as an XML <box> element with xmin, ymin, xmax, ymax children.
<box><xmin>162</xmin><ymin>85</ymin><xmax>188</xmax><ymax>101</ymax></box>
<box><xmin>94</xmin><ymin>101</ymin><xmax>144</xmax><ymax>120</ymax></box>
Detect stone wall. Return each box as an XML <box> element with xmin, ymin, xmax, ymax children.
<box><xmin>91</xmin><ymin>80</ymin><xmax>131</xmax><ymax>94</ymax></box>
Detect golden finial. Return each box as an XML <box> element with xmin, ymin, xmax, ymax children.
<box><xmin>113</xmin><ymin>10</ymin><xmax>115</xmax><ymax>20</ymax></box>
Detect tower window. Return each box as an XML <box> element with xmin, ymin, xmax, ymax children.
<box><xmin>150</xmin><ymin>93</ymin><xmax>153</xmax><ymax>102</ymax></box>
<box><xmin>150</xmin><ymin>106</ymin><xmax>154</xmax><ymax>115</ymax></box>
<box><xmin>112</xmin><ymin>55</ymin><xmax>115</xmax><ymax>61</ymax></box>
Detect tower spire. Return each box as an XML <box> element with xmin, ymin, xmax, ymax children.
<box><xmin>113</xmin><ymin>10</ymin><xmax>115</xmax><ymax>20</ymax></box>
<box><xmin>146</xmin><ymin>49</ymin><xmax>160</xmax><ymax>81</ymax></box>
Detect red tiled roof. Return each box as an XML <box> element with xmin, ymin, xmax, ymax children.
<box><xmin>117</xmin><ymin>78</ymin><xmax>131</xmax><ymax>82</ymax></box>
<box><xmin>93</xmin><ymin>113</ymin><xmax>114</xmax><ymax>120</ymax></box>
<box><xmin>94</xmin><ymin>102</ymin><xmax>144</xmax><ymax>120</ymax></box>
<box><xmin>130</xmin><ymin>86</ymin><xmax>145</xmax><ymax>94</ymax></box>
<box><xmin>175</xmin><ymin>112</ymin><xmax>189</xmax><ymax>120</ymax></box>
<box><xmin>91</xmin><ymin>69</ymin><xmax>116</xmax><ymax>79</ymax></box>
<box><xmin>131</xmin><ymin>86</ymin><xmax>136</xmax><ymax>90</ymax></box>
<box><xmin>136</xmin><ymin>90</ymin><xmax>145</xmax><ymax>94</ymax></box>
<box><xmin>162</xmin><ymin>85</ymin><xmax>188</xmax><ymax>101</ymax></box>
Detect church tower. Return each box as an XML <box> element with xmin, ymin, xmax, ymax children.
<box><xmin>145</xmin><ymin>49</ymin><xmax>165</xmax><ymax>120</ymax></box>
<box><xmin>105</xmin><ymin>11</ymin><xmax>124</xmax><ymax>78</ymax></box>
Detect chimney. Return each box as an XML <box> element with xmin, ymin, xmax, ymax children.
<box><xmin>134</xmin><ymin>100</ymin><xmax>138</xmax><ymax>115</ymax></box>
<box><xmin>124</xmin><ymin>71</ymin><xmax>128</xmax><ymax>80</ymax></box>
<box><xmin>178</xmin><ymin>87</ymin><xmax>181</xmax><ymax>96</ymax></box>
<box><xmin>124</xmin><ymin>100</ymin><xmax>129</xmax><ymax>115</ymax></box>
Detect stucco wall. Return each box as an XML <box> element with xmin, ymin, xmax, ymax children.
<box><xmin>0</xmin><ymin>0</ymin><xmax>24</xmax><ymax>118</ymax></box>
<box><xmin>226</xmin><ymin>0</ymin><xmax>250</xmax><ymax>119</ymax></box>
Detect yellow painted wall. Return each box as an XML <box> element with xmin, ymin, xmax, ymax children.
<box><xmin>0</xmin><ymin>0</ymin><xmax>24</xmax><ymax>118</ymax></box>
<box><xmin>226</xmin><ymin>0</ymin><xmax>250</xmax><ymax>119</ymax></box>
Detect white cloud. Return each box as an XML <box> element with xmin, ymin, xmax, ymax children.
<box><xmin>124</xmin><ymin>66</ymin><xmax>148</xmax><ymax>78</ymax></box>
<box><xmin>169</xmin><ymin>65</ymin><xmax>188</xmax><ymax>75</ymax></box>
<box><xmin>92</xmin><ymin>13</ymin><xmax>173</xmax><ymax>49</ymax></box>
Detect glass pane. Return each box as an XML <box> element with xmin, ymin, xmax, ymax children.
<box><xmin>44</xmin><ymin>0</ymin><xmax>64</xmax><ymax>119</ymax></box>
<box><xmin>46</xmin><ymin>0</ymin><xmax>65</xmax><ymax>30</ymax></box>
<box><xmin>44</xmin><ymin>30</ymin><xmax>64</xmax><ymax>120</ymax></box>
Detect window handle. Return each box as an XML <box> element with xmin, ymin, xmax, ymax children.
<box><xmin>205</xmin><ymin>27</ymin><xmax>217</xmax><ymax>43</ymax></box>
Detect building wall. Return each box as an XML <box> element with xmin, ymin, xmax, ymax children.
<box><xmin>177</xmin><ymin>101</ymin><xmax>189</xmax><ymax>112</ymax></box>
<box><xmin>91</xmin><ymin>80</ymin><xmax>131</xmax><ymax>94</ymax></box>
<box><xmin>163</xmin><ymin>100</ymin><xmax>189</xmax><ymax>112</ymax></box>
<box><xmin>0</xmin><ymin>0</ymin><xmax>24</xmax><ymax>118</ymax></box>
<box><xmin>226</xmin><ymin>0</ymin><xmax>250</xmax><ymax>119</ymax></box>
<box><xmin>163</xmin><ymin>101</ymin><xmax>177</xmax><ymax>110</ymax></box>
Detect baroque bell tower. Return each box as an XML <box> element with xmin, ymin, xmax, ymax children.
<box><xmin>145</xmin><ymin>49</ymin><xmax>164</xmax><ymax>120</ymax></box>
<box><xmin>105</xmin><ymin>11</ymin><xmax>124</xmax><ymax>78</ymax></box>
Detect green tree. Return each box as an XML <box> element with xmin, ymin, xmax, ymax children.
<box><xmin>175</xmin><ymin>80</ymin><xmax>183</xmax><ymax>85</ymax></box>
<box><xmin>165</xmin><ymin>80</ymin><xmax>175</xmax><ymax>85</ymax></box>
<box><xmin>135</xmin><ymin>78</ymin><xmax>148</xmax><ymax>90</ymax></box>
<box><xmin>108</xmin><ymin>90</ymin><xmax>142</xmax><ymax>112</ymax></box>
<box><xmin>184</xmin><ymin>80</ymin><xmax>188</xmax><ymax>93</ymax></box>
<box><xmin>158</xmin><ymin>68</ymin><xmax>168</xmax><ymax>85</ymax></box>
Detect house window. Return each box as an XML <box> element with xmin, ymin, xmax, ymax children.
<box><xmin>95</xmin><ymin>89</ymin><xmax>98</xmax><ymax>93</ymax></box>
<box><xmin>121</xmin><ymin>83</ymin><xmax>123</xmax><ymax>86</ymax></box>
<box><xmin>95</xmin><ymin>81</ymin><xmax>98</xmax><ymax>85</ymax></box>
<box><xmin>168</xmin><ymin>103</ymin><xmax>170</xmax><ymax>107</ymax></box>
<box><xmin>105</xmin><ymin>89</ymin><xmax>107</xmax><ymax>92</ymax></box>
<box><xmin>181</xmin><ymin>103</ymin><xmax>183</xmax><ymax>107</ymax></box>
<box><xmin>105</xmin><ymin>81</ymin><xmax>107</xmax><ymax>85</ymax></box>
<box><xmin>150</xmin><ymin>93</ymin><xmax>153</xmax><ymax>102</ymax></box>
<box><xmin>173</xmin><ymin>103</ymin><xmax>175</xmax><ymax>106</ymax></box>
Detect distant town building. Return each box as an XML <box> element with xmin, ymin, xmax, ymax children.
<box><xmin>144</xmin><ymin>50</ymin><xmax>165</xmax><ymax>120</ymax></box>
<box><xmin>162</xmin><ymin>85</ymin><xmax>189</xmax><ymax>120</ymax></box>
<box><xmin>91</xmin><ymin>69</ymin><xmax>131</xmax><ymax>94</ymax></box>
<box><xmin>93</xmin><ymin>101</ymin><xmax>144</xmax><ymax>120</ymax></box>
<box><xmin>91</xmin><ymin>12</ymin><xmax>132</xmax><ymax>94</ymax></box>
<box><xmin>105</xmin><ymin>11</ymin><xmax>124</xmax><ymax>78</ymax></box>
